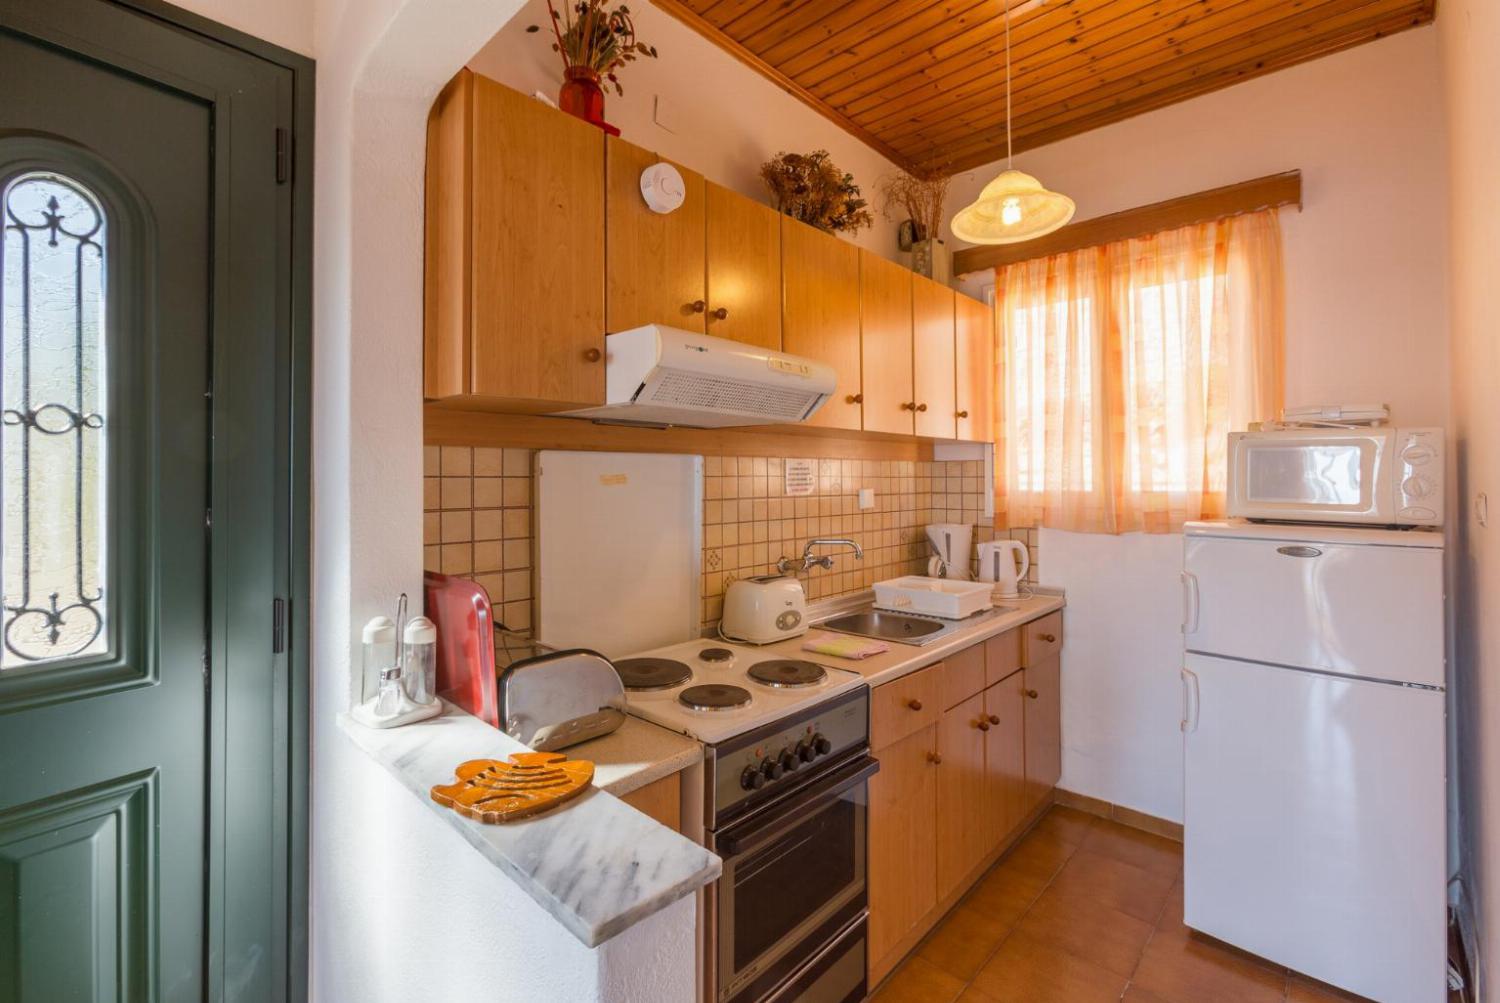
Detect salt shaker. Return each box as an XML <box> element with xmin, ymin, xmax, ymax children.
<box><xmin>402</xmin><ymin>616</ymin><xmax>437</xmax><ymax>706</ymax></box>
<box><xmin>360</xmin><ymin>616</ymin><xmax>397</xmax><ymax>705</ymax></box>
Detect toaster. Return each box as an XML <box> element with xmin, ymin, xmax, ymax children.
<box><xmin>720</xmin><ymin>575</ymin><xmax>808</xmax><ymax>644</ymax></box>
<box><xmin>498</xmin><ymin>648</ymin><xmax>626</xmax><ymax>751</ymax></box>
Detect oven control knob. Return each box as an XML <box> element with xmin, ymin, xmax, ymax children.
<box><xmin>813</xmin><ymin>734</ymin><xmax>832</xmax><ymax>756</ymax></box>
<box><xmin>1403</xmin><ymin>474</ymin><xmax>1433</xmax><ymax>498</ymax></box>
<box><xmin>762</xmin><ymin>758</ymin><xmax>783</xmax><ymax>782</ymax></box>
<box><xmin>778</xmin><ymin>749</ymin><xmax>798</xmax><ymax>772</ymax></box>
<box><xmin>741</xmin><ymin>765</ymin><xmax>765</xmax><ymax>791</ymax></box>
<box><xmin>797</xmin><ymin>739</ymin><xmax>816</xmax><ymax>762</ymax></box>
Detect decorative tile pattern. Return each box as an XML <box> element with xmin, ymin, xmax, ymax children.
<box><xmin>423</xmin><ymin>449</ymin><xmax>1041</xmax><ymax>635</ymax></box>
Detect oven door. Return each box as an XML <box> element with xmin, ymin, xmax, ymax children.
<box><xmin>709</xmin><ymin>754</ymin><xmax>878</xmax><ymax>1003</ymax></box>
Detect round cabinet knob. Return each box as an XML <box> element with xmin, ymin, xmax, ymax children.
<box><xmin>1026</xmin><ymin>689</ymin><xmax>1039</xmax><ymax>699</ymax></box>
<box><xmin>957</xmin><ymin>410</ymin><xmax>969</xmax><ymax>418</ymax></box>
<box><xmin>741</xmin><ymin>765</ymin><xmax>765</xmax><ymax>791</ymax></box>
<box><xmin>813</xmin><ymin>734</ymin><xmax>832</xmax><ymax>756</ymax></box>
<box><xmin>902</xmin><ymin>402</ymin><xmax>917</xmax><ymax>411</ymax></box>
<box><xmin>988</xmin><ymin>714</ymin><xmax>1000</xmax><ymax>725</ymax></box>
<box><xmin>762</xmin><ymin>758</ymin><xmax>783</xmax><ymax>781</ymax></box>
<box><xmin>688</xmin><ymin>299</ymin><xmax>706</xmax><ymax>314</ymax></box>
<box><xmin>710</xmin><ymin>306</ymin><xmax>729</xmax><ymax>320</ymax></box>
<box><xmin>916</xmin><ymin>403</ymin><xmax>928</xmax><ymax>412</ymax></box>
<box><xmin>797</xmin><ymin>740</ymin><xmax>816</xmax><ymax>762</ymax></box>
<box><xmin>846</xmin><ymin>393</ymin><xmax>864</xmax><ymax>404</ymax></box>
<box><xmin>1039</xmin><ymin>633</ymin><xmax>1056</xmax><ymax>643</ymax></box>
<box><xmin>583</xmin><ymin>347</ymin><xmax>603</xmax><ymax>362</ymax></box>
<box><xmin>1403</xmin><ymin>475</ymin><xmax>1433</xmax><ymax>498</ymax></box>
<box><xmin>906</xmin><ymin>698</ymin><xmax>923</xmax><ymax>711</ymax></box>
<box><xmin>976</xmin><ymin>720</ymin><xmax>991</xmax><ymax>731</ymax></box>
<box><xmin>778</xmin><ymin>749</ymin><xmax>798</xmax><ymax>773</ymax></box>
<box><xmin>927</xmin><ymin>751</ymin><xmax>943</xmax><ymax>765</ymax></box>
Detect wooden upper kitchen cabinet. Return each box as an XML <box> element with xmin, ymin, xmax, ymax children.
<box><xmin>984</xmin><ymin>670</ymin><xmax>1028</xmax><ymax>843</ymax></box>
<box><xmin>424</xmin><ymin>70</ymin><xmax>606</xmax><ymax>409</ymax></box>
<box><xmin>936</xmin><ymin>692</ymin><xmax>991</xmax><ymax>902</ymax></box>
<box><xmin>955</xmin><ymin>292</ymin><xmax>996</xmax><ymax>442</ymax></box>
<box><xmin>911</xmin><ymin>275</ymin><xmax>957</xmax><ymax>439</ymax></box>
<box><xmin>605</xmin><ymin>136</ymin><xmax>706</xmax><ymax>334</ymax></box>
<box><xmin>1023</xmin><ymin>652</ymin><xmax>1063</xmax><ymax>814</ymax></box>
<box><xmin>705</xmin><ymin>181</ymin><xmax>782</xmax><ymax>350</ymax></box>
<box><xmin>781</xmin><ymin>217</ymin><xmax>862</xmax><ymax>431</ymax></box>
<box><xmin>868</xmin><ymin>723</ymin><xmax>938</xmax><ymax>983</ymax></box>
<box><xmin>859</xmin><ymin>250</ymin><xmax>916</xmax><ymax>435</ymax></box>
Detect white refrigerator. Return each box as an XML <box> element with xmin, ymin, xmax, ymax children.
<box><xmin>1181</xmin><ymin>520</ymin><xmax>1446</xmax><ymax>1003</ymax></box>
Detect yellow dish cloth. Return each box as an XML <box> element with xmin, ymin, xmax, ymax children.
<box><xmin>802</xmin><ymin>635</ymin><xmax>890</xmax><ymax>660</ymax></box>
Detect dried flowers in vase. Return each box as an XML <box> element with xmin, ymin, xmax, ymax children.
<box><xmin>759</xmin><ymin>150</ymin><xmax>874</xmax><ymax>234</ymax></box>
<box><xmin>528</xmin><ymin>1</ymin><xmax>657</xmax><ymax>128</ymax></box>
<box><xmin>879</xmin><ymin>169</ymin><xmax>953</xmax><ymax>279</ymax></box>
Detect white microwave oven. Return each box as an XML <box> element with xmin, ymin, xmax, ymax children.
<box><xmin>1226</xmin><ymin>427</ymin><xmax>1443</xmax><ymax>527</ymax></box>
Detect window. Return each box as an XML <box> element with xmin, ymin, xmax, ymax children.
<box><xmin>996</xmin><ymin>209</ymin><xmax>1283</xmax><ymax>534</ymax></box>
<box><xmin>2</xmin><ymin>172</ymin><xmax>108</xmax><ymax>669</ymax></box>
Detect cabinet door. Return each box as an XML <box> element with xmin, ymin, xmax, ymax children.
<box><xmin>912</xmin><ymin>276</ymin><xmax>956</xmax><ymax>439</ymax></box>
<box><xmin>1023</xmin><ymin>653</ymin><xmax>1062</xmax><ymax>813</ymax></box>
<box><xmin>605</xmin><ymin>136</ymin><xmax>706</xmax><ymax>334</ymax></box>
<box><xmin>706</xmin><ymin>182</ymin><xmax>781</xmax><ymax>350</ymax></box>
<box><xmin>936</xmin><ymin>693</ymin><xmax>991</xmax><ymax>902</ymax></box>
<box><xmin>984</xmin><ymin>672</ymin><xmax>1027</xmax><ymax>843</ymax></box>
<box><xmin>782</xmin><ymin>218</ymin><xmax>862</xmax><ymax>431</ymax></box>
<box><xmin>955</xmin><ymin>292</ymin><xmax>995</xmax><ymax>441</ymax></box>
<box><xmin>468</xmin><ymin>73</ymin><xmax>605</xmax><ymax>405</ymax></box>
<box><xmin>868</xmin><ymin>724</ymin><xmax>938</xmax><ymax>980</ymax></box>
<box><xmin>860</xmin><ymin>250</ymin><xmax>914</xmax><ymax>435</ymax></box>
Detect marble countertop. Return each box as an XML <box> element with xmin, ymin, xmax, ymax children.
<box><xmin>570</xmin><ymin>715</ymin><xmax>702</xmax><ymax>797</ymax></box>
<box><xmin>337</xmin><ymin>702</ymin><xmax>719</xmax><ymax>948</ymax></box>
<box><xmin>754</xmin><ymin>590</ymin><xmax>1066</xmax><ymax>688</ymax></box>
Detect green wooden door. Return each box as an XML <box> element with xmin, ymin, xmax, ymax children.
<box><xmin>0</xmin><ymin>2</ymin><xmax>309</xmax><ymax>1000</ymax></box>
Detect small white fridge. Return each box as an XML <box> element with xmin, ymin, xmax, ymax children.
<box><xmin>1181</xmin><ymin>520</ymin><xmax>1446</xmax><ymax>1003</ymax></box>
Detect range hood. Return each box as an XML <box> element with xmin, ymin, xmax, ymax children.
<box><xmin>559</xmin><ymin>325</ymin><xmax>836</xmax><ymax>428</ymax></box>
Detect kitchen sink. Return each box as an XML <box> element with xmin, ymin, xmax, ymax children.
<box><xmin>818</xmin><ymin>610</ymin><xmax>947</xmax><ymax>643</ymax></box>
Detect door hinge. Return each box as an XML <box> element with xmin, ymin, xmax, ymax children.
<box><xmin>272</xmin><ymin>598</ymin><xmax>286</xmax><ymax>654</ymax></box>
<box><xmin>275</xmin><ymin>127</ymin><xmax>290</xmax><ymax>184</ymax></box>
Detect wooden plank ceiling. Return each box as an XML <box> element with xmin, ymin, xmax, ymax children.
<box><xmin>653</xmin><ymin>0</ymin><xmax>1437</xmax><ymax>175</ymax></box>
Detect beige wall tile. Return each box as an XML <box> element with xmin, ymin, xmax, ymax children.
<box><xmin>440</xmin><ymin>446</ymin><xmax>471</xmax><ymax>476</ymax></box>
<box><xmin>473</xmin><ymin>447</ymin><xmax>504</xmax><ymax>476</ymax></box>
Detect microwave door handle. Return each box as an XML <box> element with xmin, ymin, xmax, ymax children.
<box><xmin>719</xmin><ymin>757</ymin><xmax>879</xmax><ymax>856</ymax></box>
<box><xmin>1180</xmin><ymin>571</ymin><xmax>1200</xmax><ymax>634</ymax></box>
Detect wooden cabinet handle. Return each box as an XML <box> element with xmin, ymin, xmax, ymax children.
<box><xmin>957</xmin><ymin>410</ymin><xmax>969</xmax><ymax>418</ymax></box>
<box><xmin>927</xmin><ymin>751</ymin><xmax>943</xmax><ymax>765</ymax></box>
<box><xmin>976</xmin><ymin>720</ymin><xmax>991</xmax><ymax>731</ymax></box>
<box><xmin>583</xmin><ymin>347</ymin><xmax>602</xmax><ymax>363</ymax></box>
<box><xmin>916</xmin><ymin>403</ymin><xmax>928</xmax><ymax>412</ymax></box>
<box><xmin>902</xmin><ymin>402</ymin><xmax>917</xmax><ymax>411</ymax></box>
<box><xmin>988</xmin><ymin>714</ymin><xmax>1000</xmax><ymax>725</ymax></box>
<box><xmin>1026</xmin><ymin>689</ymin><xmax>1039</xmax><ymax>699</ymax></box>
<box><xmin>906</xmin><ymin>698</ymin><xmax>923</xmax><ymax>711</ymax></box>
<box><xmin>688</xmin><ymin>299</ymin><xmax>706</xmax><ymax>313</ymax></box>
<box><xmin>709</xmin><ymin>306</ymin><xmax>728</xmax><ymax>320</ymax></box>
<box><xmin>846</xmin><ymin>393</ymin><xmax>864</xmax><ymax>404</ymax></box>
<box><xmin>1039</xmin><ymin>633</ymin><xmax>1056</xmax><ymax>643</ymax></box>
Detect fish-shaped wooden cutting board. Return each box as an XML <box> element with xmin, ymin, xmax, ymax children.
<box><xmin>430</xmin><ymin>751</ymin><xmax>594</xmax><ymax>823</ymax></box>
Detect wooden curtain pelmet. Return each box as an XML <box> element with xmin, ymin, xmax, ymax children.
<box><xmin>954</xmin><ymin>171</ymin><xmax>1302</xmax><ymax>275</ymax></box>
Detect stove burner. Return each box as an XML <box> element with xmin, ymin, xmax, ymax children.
<box><xmin>678</xmin><ymin>683</ymin><xmax>752</xmax><ymax>712</ymax></box>
<box><xmin>615</xmin><ymin>657</ymin><xmax>693</xmax><ymax>691</ymax></box>
<box><xmin>747</xmin><ymin>659</ymin><xmax>828</xmax><ymax>689</ymax></box>
<box><xmin>697</xmin><ymin>647</ymin><xmax>735</xmax><ymax>665</ymax></box>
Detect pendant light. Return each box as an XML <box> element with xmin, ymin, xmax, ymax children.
<box><xmin>950</xmin><ymin>0</ymin><xmax>1075</xmax><ymax>244</ymax></box>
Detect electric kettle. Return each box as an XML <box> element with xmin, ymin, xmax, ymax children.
<box><xmin>977</xmin><ymin>540</ymin><xmax>1030</xmax><ymax>598</ymax></box>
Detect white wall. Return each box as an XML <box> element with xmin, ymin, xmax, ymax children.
<box><xmin>175</xmin><ymin>0</ymin><xmax>314</xmax><ymax>56</ymax></box>
<box><xmin>972</xmin><ymin>28</ymin><xmax>1452</xmax><ymax>823</ymax></box>
<box><xmin>1439</xmin><ymin>0</ymin><xmax>1500</xmax><ymax>992</ymax></box>
<box><xmin>467</xmin><ymin>0</ymin><xmax>904</xmax><ymax>258</ymax></box>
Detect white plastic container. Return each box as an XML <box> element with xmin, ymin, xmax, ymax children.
<box><xmin>873</xmin><ymin>576</ymin><xmax>994</xmax><ymax>619</ymax></box>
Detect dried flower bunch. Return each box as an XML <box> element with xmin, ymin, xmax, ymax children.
<box><xmin>878</xmin><ymin>169</ymin><xmax>952</xmax><ymax>244</ymax></box>
<box><xmin>528</xmin><ymin>1</ymin><xmax>658</xmax><ymax>95</ymax></box>
<box><xmin>759</xmin><ymin>151</ymin><xmax>874</xmax><ymax>234</ymax></box>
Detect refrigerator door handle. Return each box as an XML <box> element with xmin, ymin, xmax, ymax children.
<box><xmin>1181</xmin><ymin>667</ymin><xmax>1200</xmax><ymax>733</ymax></box>
<box><xmin>1180</xmin><ymin>571</ymin><xmax>1200</xmax><ymax>634</ymax></box>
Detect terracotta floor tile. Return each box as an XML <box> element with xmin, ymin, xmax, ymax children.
<box><xmin>1080</xmin><ymin>819</ymin><xmax>1183</xmax><ymax>878</ymax></box>
<box><xmin>1286</xmin><ymin>974</ymin><xmax>1376</xmax><ymax>1002</ymax></box>
<box><xmin>993</xmin><ymin>829</ymin><xmax>1078</xmax><ymax>883</ymax></box>
<box><xmin>1121</xmin><ymin>989</ymin><xmax>1175</xmax><ymax>1003</ymax></box>
<box><xmin>961</xmin><ymin>860</ymin><xmax>1049</xmax><ymax>927</ymax></box>
<box><xmin>1031</xmin><ymin>805</ymin><xmax>1098</xmax><ymax>847</ymax></box>
<box><xmin>1012</xmin><ymin>883</ymin><xmax>1155</xmax><ymax>977</ymax></box>
<box><xmin>970</xmin><ymin>929</ymin><xmax>1129</xmax><ymax>1003</ymax></box>
<box><xmin>917</xmin><ymin>904</ymin><xmax>1015</xmax><ymax>981</ymax></box>
<box><xmin>870</xmin><ymin>955</ymin><xmax>968</xmax><ymax>1003</ymax></box>
<box><xmin>955</xmin><ymin>984</ymin><xmax>1002</xmax><ymax>1003</ymax></box>
<box><xmin>1130</xmin><ymin>927</ymin><xmax>1286</xmax><ymax>1003</ymax></box>
<box><xmin>1158</xmin><ymin>878</ymin><xmax>1184</xmax><ymax>930</ymax></box>
<box><xmin>1047</xmin><ymin>847</ymin><xmax>1175</xmax><ymax>923</ymax></box>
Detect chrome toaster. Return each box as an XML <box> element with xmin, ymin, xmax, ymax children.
<box><xmin>497</xmin><ymin>648</ymin><xmax>627</xmax><ymax>751</ymax></box>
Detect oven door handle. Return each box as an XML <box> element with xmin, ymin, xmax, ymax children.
<box><xmin>719</xmin><ymin>755</ymin><xmax>880</xmax><ymax>856</ymax></box>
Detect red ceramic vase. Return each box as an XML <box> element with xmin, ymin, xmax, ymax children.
<box><xmin>559</xmin><ymin>66</ymin><xmax>606</xmax><ymax>127</ymax></box>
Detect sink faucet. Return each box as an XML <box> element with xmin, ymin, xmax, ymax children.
<box><xmin>777</xmin><ymin>538</ymin><xmax>864</xmax><ymax>575</ymax></box>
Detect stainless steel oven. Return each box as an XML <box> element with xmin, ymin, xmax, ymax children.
<box><xmin>703</xmin><ymin>686</ymin><xmax>874</xmax><ymax>1003</ymax></box>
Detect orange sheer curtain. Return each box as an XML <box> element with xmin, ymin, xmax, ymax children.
<box><xmin>993</xmin><ymin>208</ymin><xmax>1284</xmax><ymax>534</ymax></box>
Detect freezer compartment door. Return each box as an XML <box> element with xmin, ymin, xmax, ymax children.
<box><xmin>1183</xmin><ymin>653</ymin><xmax>1446</xmax><ymax>1003</ymax></box>
<box><xmin>1183</xmin><ymin>533</ymin><xmax>1444</xmax><ymax>686</ymax></box>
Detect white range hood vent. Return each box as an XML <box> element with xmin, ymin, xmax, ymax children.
<box><xmin>559</xmin><ymin>325</ymin><xmax>836</xmax><ymax>428</ymax></box>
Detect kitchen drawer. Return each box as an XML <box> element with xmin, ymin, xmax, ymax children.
<box><xmin>1023</xmin><ymin>612</ymin><xmax>1063</xmax><ymax>666</ymax></box>
<box><xmin>872</xmin><ymin>664</ymin><xmax>943</xmax><ymax>751</ymax></box>
<box><xmin>984</xmin><ymin>627</ymin><xmax>1022</xmax><ymax>687</ymax></box>
<box><xmin>939</xmin><ymin>642</ymin><xmax>986</xmax><ymax>709</ymax></box>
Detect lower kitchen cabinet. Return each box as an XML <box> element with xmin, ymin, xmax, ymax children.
<box><xmin>867</xmin><ymin>723</ymin><xmax>938</xmax><ymax>979</ymax></box>
<box><xmin>618</xmin><ymin>771</ymin><xmax>681</xmax><ymax>833</ymax></box>
<box><xmin>984</xmin><ymin>671</ymin><xmax>1028</xmax><ymax>842</ymax></box>
<box><xmin>936</xmin><ymin>692</ymin><xmax>991</xmax><ymax>902</ymax></box>
<box><xmin>1022</xmin><ymin>653</ymin><xmax>1062</xmax><ymax>814</ymax></box>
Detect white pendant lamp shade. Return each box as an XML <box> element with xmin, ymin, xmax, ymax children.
<box><xmin>950</xmin><ymin>169</ymin><xmax>1076</xmax><ymax>244</ymax></box>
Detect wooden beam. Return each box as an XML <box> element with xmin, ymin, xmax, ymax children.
<box><xmin>952</xmin><ymin>170</ymin><xmax>1303</xmax><ymax>275</ymax></box>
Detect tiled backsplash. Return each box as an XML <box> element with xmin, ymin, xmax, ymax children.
<box><xmin>423</xmin><ymin>446</ymin><xmax>1040</xmax><ymax>635</ymax></box>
